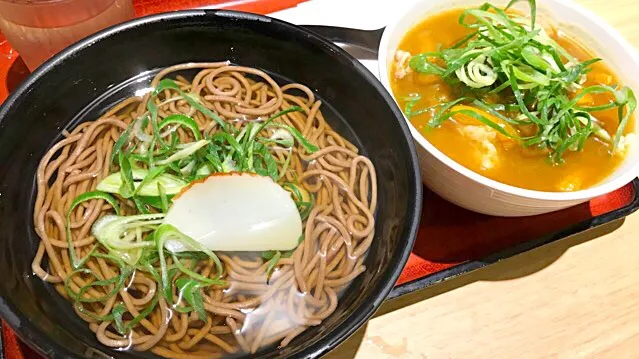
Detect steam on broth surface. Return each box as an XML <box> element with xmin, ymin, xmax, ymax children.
<box><xmin>390</xmin><ymin>1</ymin><xmax>636</xmax><ymax>192</ymax></box>
<box><xmin>32</xmin><ymin>62</ymin><xmax>377</xmax><ymax>357</ymax></box>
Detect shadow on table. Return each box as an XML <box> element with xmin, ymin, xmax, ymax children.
<box><xmin>323</xmin><ymin>322</ymin><xmax>369</xmax><ymax>359</ymax></box>
<box><xmin>324</xmin><ymin>218</ymin><xmax>624</xmax><ymax>358</ymax></box>
<box><xmin>384</xmin><ymin>218</ymin><xmax>624</xmax><ymax>316</ymax></box>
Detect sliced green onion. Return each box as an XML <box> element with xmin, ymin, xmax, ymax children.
<box><xmin>97</xmin><ymin>168</ymin><xmax>187</xmax><ymax>197</ymax></box>
<box><xmin>265</xmin><ymin>251</ymin><xmax>281</xmax><ymax>278</ymax></box>
<box><xmin>266</xmin><ymin>122</ymin><xmax>319</xmax><ymax>153</ymax></box>
<box><xmin>155</xmin><ymin>139</ymin><xmax>210</xmax><ymax>166</ymax></box>
<box><xmin>175</xmin><ymin>278</ymin><xmax>207</xmax><ymax>320</ymax></box>
<box><xmin>159</xmin><ymin>114</ymin><xmax>202</xmax><ymax>141</ymax></box>
<box><xmin>154</xmin><ymin>224</ymin><xmax>224</xmax><ymax>301</ymax></box>
<box><xmin>66</xmin><ymin>191</ymin><xmax>120</xmax><ymax>269</ymax></box>
<box><xmin>118</xmin><ymin>151</ymin><xmax>136</xmax><ymax>198</ymax></box>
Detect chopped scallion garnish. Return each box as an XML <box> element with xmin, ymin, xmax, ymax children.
<box><xmin>405</xmin><ymin>0</ymin><xmax>636</xmax><ymax>163</ymax></box>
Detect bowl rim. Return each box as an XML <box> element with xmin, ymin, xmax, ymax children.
<box><xmin>377</xmin><ymin>0</ymin><xmax>639</xmax><ymax>201</ymax></box>
<box><xmin>0</xmin><ymin>9</ymin><xmax>423</xmax><ymax>359</ymax></box>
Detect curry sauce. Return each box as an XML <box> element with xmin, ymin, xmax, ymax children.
<box><xmin>390</xmin><ymin>9</ymin><xmax>635</xmax><ymax>192</ymax></box>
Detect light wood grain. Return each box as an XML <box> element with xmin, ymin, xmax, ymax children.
<box><xmin>327</xmin><ymin>1</ymin><xmax>639</xmax><ymax>357</ymax></box>
<box><xmin>328</xmin><ymin>214</ymin><xmax>639</xmax><ymax>358</ymax></box>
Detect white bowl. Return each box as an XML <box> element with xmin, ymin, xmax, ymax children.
<box><xmin>377</xmin><ymin>0</ymin><xmax>639</xmax><ymax>216</ymax></box>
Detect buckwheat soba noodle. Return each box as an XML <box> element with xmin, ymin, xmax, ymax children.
<box><xmin>32</xmin><ymin>62</ymin><xmax>377</xmax><ymax>357</ymax></box>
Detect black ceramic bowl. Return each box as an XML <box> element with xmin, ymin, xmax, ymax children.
<box><xmin>0</xmin><ymin>10</ymin><xmax>421</xmax><ymax>359</ymax></box>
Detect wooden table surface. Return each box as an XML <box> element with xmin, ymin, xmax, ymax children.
<box><xmin>327</xmin><ymin>1</ymin><xmax>639</xmax><ymax>358</ymax></box>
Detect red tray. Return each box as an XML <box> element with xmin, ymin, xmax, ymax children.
<box><xmin>389</xmin><ymin>179</ymin><xmax>638</xmax><ymax>298</ymax></box>
<box><xmin>2</xmin><ymin>0</ymin><xmax>639</xmax><ymax>358</ymax></box>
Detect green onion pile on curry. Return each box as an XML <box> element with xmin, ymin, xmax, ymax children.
<box><xmin>391</xmin><ymin>0</ymin><xmax>636</xmax><ymax>191</ymax></box>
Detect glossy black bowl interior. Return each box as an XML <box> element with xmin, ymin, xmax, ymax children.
<box><xmin>0</xmin><ymin>10</ymin><xmax>421</xmax><ymax>359</ymax></box>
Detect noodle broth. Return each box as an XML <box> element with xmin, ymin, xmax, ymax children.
<box><xmin>33</xmin><ymin>63</ymin><xmax>376</xmax><ymax>358</ymax></box>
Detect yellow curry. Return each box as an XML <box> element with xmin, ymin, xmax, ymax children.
<box><xmin>390</xmin><ymin>8</ymin><xmax>635</xmax><ymax>192</ymax></box>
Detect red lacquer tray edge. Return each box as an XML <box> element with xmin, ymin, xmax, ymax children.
<box><xmin>388</xmin><ymin>178</ymin><xmax>639</xmax><ymax>300</ymax></box>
